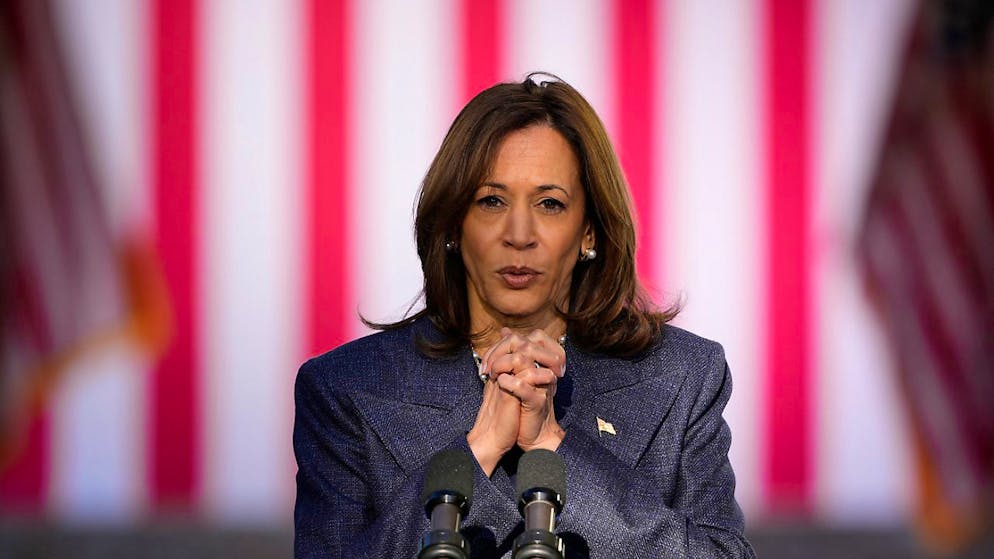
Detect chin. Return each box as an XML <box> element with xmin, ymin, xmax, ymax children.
<box><xmin>492</xmin><ymin>300</ymin><xmax>553</xmax><ymax>321</ymax></box>
<box><xmin>493</xmin><ymin>304</ymin><xmax>539</xmax><ymax>318</ymax></box>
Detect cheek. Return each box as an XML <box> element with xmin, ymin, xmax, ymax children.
<box><xmin>460</xmin><ymin>250</ymin><xmax>480</xmax><ymax>277</ymax></box>
<box><xmin>460</xmin><ymin>240</ymin><xmax>491</xmax><ymax>280</ymax></box>
<box><xmin>553</xmin><ymin>250</ymin><xmax>578</xmax><ymax>283</ymax></box>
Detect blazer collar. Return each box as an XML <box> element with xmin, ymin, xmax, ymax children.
<box><xmin>398</xmin><ymin>342</ymin><xmax>481</xmax><ymax>410</ymax></box>
<box><xmin>353</xmin><ymin>348</ymin><xmax>483</xmax><ymax>476</ymax></box>
<box><xmin>563</xmin><ymin>338</ymin><xmax>651</xmax><ymax>399</ymax></box>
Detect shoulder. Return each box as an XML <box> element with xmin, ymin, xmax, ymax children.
<box><xmin>645</xmin><ymin>324</ymin><xmax>733</xmax><ymax>412</ymax></box>
<box><xmin>296</xmin><ymin>318</ymin><xmax>430</xmax><ymax>396</ymax></box>
<box><xmin>571</xmin><ymin>323</ymin><xmax>727</xmax><ymax>398</ymax></box>
<box><xmin>625</xmin><ymin>323</ymin><xmax>727</xmax><ymax>390</ymax></box>
<box><xmin>645</xmin><ymin>323</ymin><xmax>725</xmax><ymax>372</ymax></box>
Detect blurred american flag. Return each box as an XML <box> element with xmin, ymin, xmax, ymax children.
<box><xmin>858</xmin><ymin>0</ymin><xmax>994</xmax><ymax>549</ymax></box>
<box><xmin>0</xmin><ymin>0</ymin><xmax>168</xmax><ymax>509</ymax></box>
<box><xmin>0</xmin><ymin>0</ymin><xmax>925</xmax><ymax>531</ymax></box>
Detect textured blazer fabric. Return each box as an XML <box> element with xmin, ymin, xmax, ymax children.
<box><xmin>293</xmin><ymin>318</ymin><xmax>755</xmax><ymax>558</ymax></box>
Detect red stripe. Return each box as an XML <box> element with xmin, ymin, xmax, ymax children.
<box><xmin>459</xmin><ymin>0</ymin><xmax>503</xmax><ymax>105</ymax></box>
<box><xmin>613</xmin><ymin>0</ymin><xmax>660</xmax><ymax>287</ymax></box>
<box><xmin>953</xmin><ymin>65</ymin><xmax>994</xmax><ymax>230</ymax></box>
<box><xmin>886</xmin><ymin>191</ymin><xmax>993</xmax><ymax>476</ymax></box>
<box><xmin>149</xmin><ymin>0</ymin><xmax>200</xmax><ymax>507</ymax></box>
<box><xmin>916</xmin><ymin>132</ymin><xmax>989</xmax><ymax>361</ymax></box>
<box><xmin>763</xmin><ymin>0</ymin><xmax>813</xmax><ymax>514</ymax></box>
<box><xmin>10</xmin><ymin>265</ymin><xmax>48</xmax><ymax>355</ymax></box>
<box><xmin>919</xmin><ymin>100</ymin><xmax>987</xmax><ymax>306</ymax></box>
<box><xmin>307</xmin><ymin>0</ymin><xmax>352</xmax><ymax>354</ymax></box>
<box><xmin>0</xmin><ymin>412</ymin><xmax>48</xmax><ymax>513</ymax></box>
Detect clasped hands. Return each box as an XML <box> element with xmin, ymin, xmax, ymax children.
<box><xmin>466</xmin><ymin>327</ymin><xmax>566</xmax><ymax>476</ymax></box>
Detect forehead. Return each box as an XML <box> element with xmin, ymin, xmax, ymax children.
<box><xmin>484</xmin><ymin>125</ymin><xmax>580</xmax><ymax>190</ymax></box>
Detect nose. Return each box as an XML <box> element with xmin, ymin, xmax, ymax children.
<box><xmin>501</xmin><ymin>204</ymin><xmax>537</xmax><ymax>250</ymax></box>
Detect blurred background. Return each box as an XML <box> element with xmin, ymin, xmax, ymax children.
<box><xmin>1</xmin><ymin>0</ymin><xmax>992</xmax><ymax>557</ymax></box>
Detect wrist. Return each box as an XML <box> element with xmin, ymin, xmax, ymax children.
<box><xmin>520</xmin><ymin>426</ymin><xmax>565</xmax><ymax>453</ymax></box>
<box><xmin>466</xmin><ymin>431</ymin><xmax>507</xmax><ymax>476</ymax></box>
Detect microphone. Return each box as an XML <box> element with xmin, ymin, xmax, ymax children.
<box><xmin>419</xmin><ymin>450</ymin><xmax>474</xmax><ymax>559</ymax></box>
<box><xmin>513</xmin><ymin>449</ymin><xmax>567</xmax><ymax>559</ymax></box>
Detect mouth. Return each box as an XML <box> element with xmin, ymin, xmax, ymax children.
<box><xmin>497</xmin><ymin>266</ymin><xmax>541</xmax><ymax>289</ymax></box>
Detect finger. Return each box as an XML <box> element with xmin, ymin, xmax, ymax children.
<box><xmin>477</xmin><ymin>379</ymin><xmax>521</xmax><ymax>422</ymax></box>
<box><xmin>479</xmin><ymin>327</ymin><xmax>518</xmax><ymax>365</ymax></box>
<box><xmin>487</xmin><ymin>341</ymin><xmax>563</xmax><ymax>379</ymax></box>
<box><xmin>526</xmin><ymin>344</ymin><xmax>565</xmax><ymax>377</ymax></box>
<box><xmin>469</xmin><ymin>377</ymin><xmax>522</xmax><ymax>463</ymax></box>
<box><xmin>511</xmin><ymin>366</ymin><xmax>559</xmax><ymax>390</ymax></box>
<box><xmin>478</xmin><ymin>330</ymin><xmax>519</xmax><ymax>374</ymax></box>
<box><xmin>478</xmin><ymin>339</ymin><xmax>501</xmax><ymax>377</ymax></box>
<box><xmin>526</xmin><ymin>328</ymin><xmax>557</xmax><ymax>346</ymax></box>
<box><xmin>495</xmin><ymin>372</ymin><xmax>544</xmax><ymax>403</ymax></box>
<box><xmin>497</xmin><ymin>375</ymin><xmax>552</xmax><ymax>414</ymax></box>
<box><xmin>479</xmin><ymin>331</ymin><xmax>521</xmax><ymax>378</ymax></box>
<box><xmin>487</xmin><ymin>351</ymin><xmax>537</xmax><ymax>376</ymax></box>
<box><xmin>481</xmin><ymin>329</ymin><xmax>567</xmax><ymax>377</ymax></box>
<box><xmin>495</xmin><ymin>369</ymin><xmax>557</xmax><ymax>405</ymax></box>
<box><xmin>527</xmin><ymin>329</ymin><xmax>567</xmax><ymax>377</ymax></box>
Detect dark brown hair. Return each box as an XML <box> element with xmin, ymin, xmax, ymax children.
<box><xmin>372</xmin><ymin>73</ymin><xmax>678</xmax><ymax>357</ymax></box>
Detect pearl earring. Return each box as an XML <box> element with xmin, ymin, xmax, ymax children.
<box><xmin>580</xmin><ymin>248</ymin><xmax>597</xmax><ymax>261</ymax></box>
<box><xmin>445</xmin><ymin>240</ymin><xmax>458</xmax><ymax>252</ymax></box>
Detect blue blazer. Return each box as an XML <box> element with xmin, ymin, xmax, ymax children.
<box><xmin>293</xmin><ymin>318</ymin><xmax>754</xmax><ymax>558</ymax></box>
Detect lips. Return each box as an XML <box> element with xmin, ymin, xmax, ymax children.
<box><xmin>497</xmin><ymin>266</ymin><xmax>540</xmax><ymax>289</ymax></box>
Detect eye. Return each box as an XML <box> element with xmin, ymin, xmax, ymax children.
<box><xmin>538</xmin><ymin>198</ymin><xmax>567</xmax><ymax>213</ymax></box>
<box><xmin>476</xmin><ymin>195</ymin><xmax>504</xmax><ymax>210</ymax></box>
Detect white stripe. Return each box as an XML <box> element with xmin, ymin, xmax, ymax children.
<box><xmin>200</xmin><ymin>0</ymin><xmax>303</xmax><ymax>521</ymax></box>
<box><xmin>351</xmin><ymin>0</ymin><xmax>457</xmax><ymax>333</ymax></box>
<box><xmin>813</xmin><ymin>0</ymin><xmax>915</xmax><ymax>522</ymax></box>
<box><xmin>46</xmin><ymin>0</ymin><xmax>150</xmax><ymax>519</ymax></box>
<box><xmin>52</xmin><ymin>0</ymin><xmax>151</xmax><ymax>233</ymax></box>
<box><xmin>50</xmin><ymin>346</ymin><xmax>147</xmax><ymax>522</ymax></box>
<box><xmin>660</xmin><ymin>0</ymin><xmax>763</xmax><ymax>516</ymax></box>
<box><xmin>504</xmin><ymin>0</ymin><xmax>614</xmax><ymax>133</ymax></box>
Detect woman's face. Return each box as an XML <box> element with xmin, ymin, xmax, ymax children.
<box><xmin>460</xmin><ymin>125</ymin><xmax>593</xmax><ymax>332</ymax></box>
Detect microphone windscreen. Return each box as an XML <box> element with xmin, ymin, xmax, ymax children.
<box><xmin>421</xmin><ymin>449</ymin><xmax>474</xmax><ymax>508</ymax></box>
<box><xmin>516</xmin><ymin>449</ymin><xmax>567</xmax><ymax>504</ymax></box>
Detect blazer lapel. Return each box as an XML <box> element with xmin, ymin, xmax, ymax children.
<box><xmin>352</xmin><ymin>349</ymin><xmax>483</xmax><ymax>476</ymax></box>
<box><xmin>563</xmin><ymin>344</ymin><xmax>685</xmax><ymax>469</ymax></box>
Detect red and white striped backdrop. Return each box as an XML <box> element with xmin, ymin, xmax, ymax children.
<box><xmin>2</xmin><ymin>0</ymin><xmax>919</xmax><ymax>525</ymax></box>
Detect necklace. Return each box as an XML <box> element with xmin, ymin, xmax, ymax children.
<box><xmin>472</xmin><ymin>334</ymin><xmax>567</xmax><ymax>382</ymax></box>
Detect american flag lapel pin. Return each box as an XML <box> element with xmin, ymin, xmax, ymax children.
<box><xmin>596</xmin><ymin>417</ymin><xmax>617</xmax><ymax>437</ymax></box>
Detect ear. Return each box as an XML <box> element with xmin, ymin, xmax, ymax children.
<box><xmin>581</xmin><ymin>221</ymin><xmax>595</xmax><ymax>251</ymax></box>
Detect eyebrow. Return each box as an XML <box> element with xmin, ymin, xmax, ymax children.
<box><xmin>480</xmin><ymin>182</ymin><xmax>571</xmax><ymax>197</ymax></box>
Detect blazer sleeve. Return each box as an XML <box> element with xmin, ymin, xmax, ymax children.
<box><xmin>555</xmin><ymin>345</ymin><xmax>755</xmax><ymax>559</ymax></box>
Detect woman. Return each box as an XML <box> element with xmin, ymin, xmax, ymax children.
<box><xmin>294</xmin><ymin>74</ymin><xmax>754</xmax><ymax>558</ymax></box>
